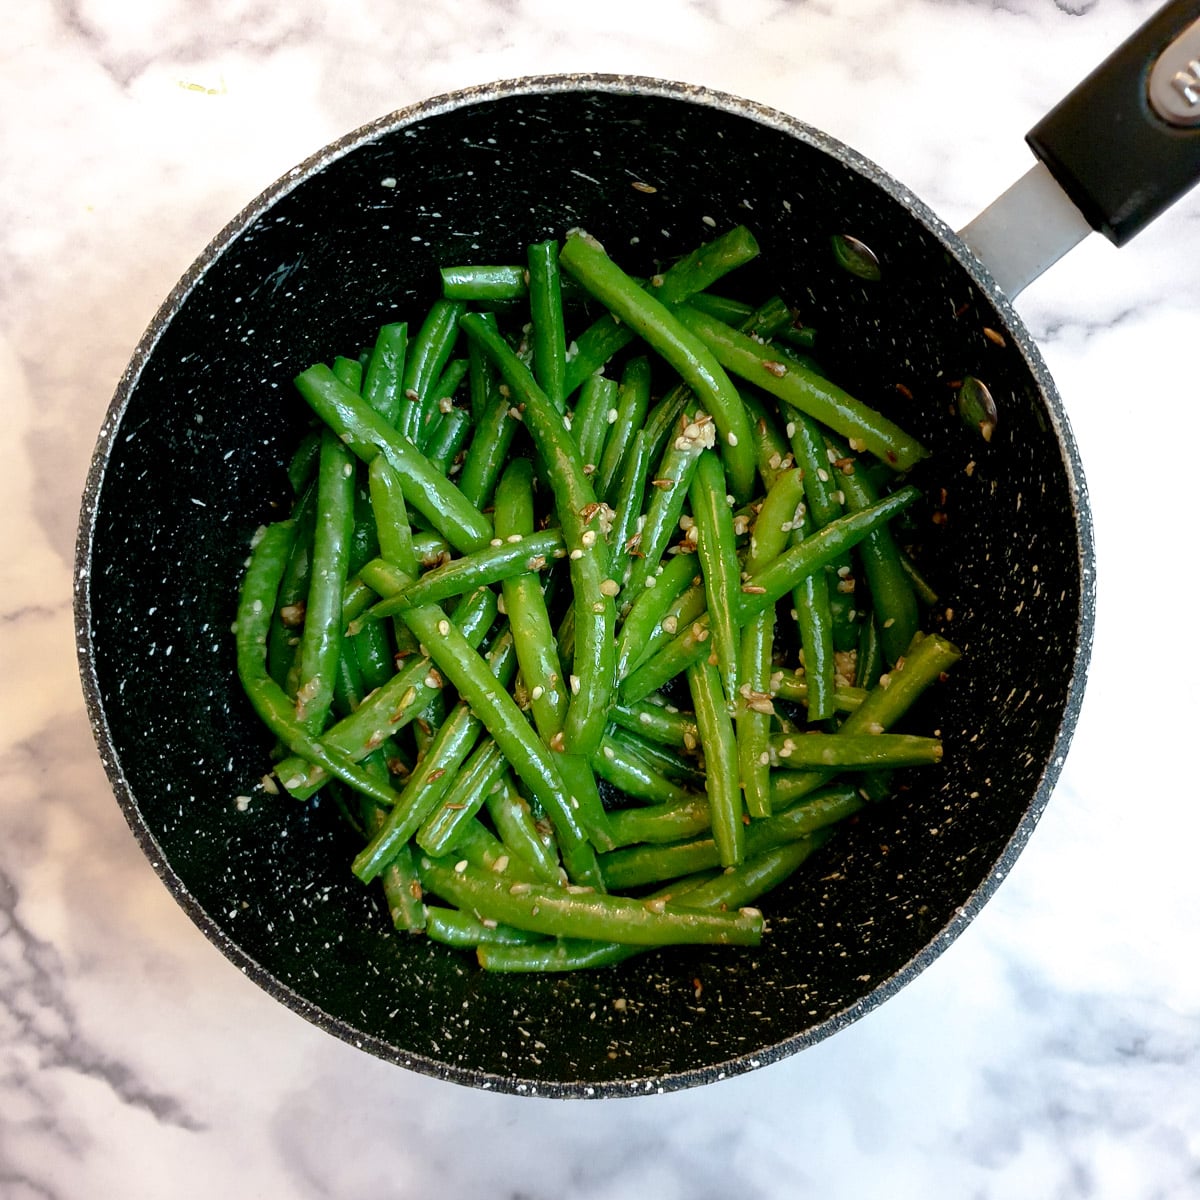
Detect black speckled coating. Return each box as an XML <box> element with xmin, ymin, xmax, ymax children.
<box><xmin>74</xmin><ymin>76</ymin><xmax>1094</xmax><ymax>1098</ymax></box>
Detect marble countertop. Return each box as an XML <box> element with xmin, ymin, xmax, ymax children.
<box><xmin>5</xmin><ymin>0</ymin><xmax>1199</xmax><ymax>1195</ymax></box>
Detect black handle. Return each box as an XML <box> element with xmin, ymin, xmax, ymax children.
<box><xmin>1026</xmin><ymin>0</ymin><xmax>1200</xmax><ymax>246</ymax></box>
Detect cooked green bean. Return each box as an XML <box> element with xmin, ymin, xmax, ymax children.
<box><xmin>401</xmin><ymin>298</ymin><xmax>466</xmax><ymax>448</ymax></box>
<box><xmin>571</xmin><ymin>372</ymin><xmax>618</xmax><ymax>472</ymax></box>
<box><xmin>560</xmin><ymin>231</ymin><xmax>757</xmax><ymax>503</ymax></box>
<box><xmin>527</xmin><ymin>239</ymin><xmax>568</xmax><ymax>411</ymax></box>
<box><xmin>688</xmin><ymin>449</ymin><xmax>742</xmax><ymax>701</ymax></box>
<box><xmin>460</xmin><ymin>310</ymin><xmax>616</xmax><ymax>761</ymax></box>
<box><xmin>595</xmin><ymin>355</ymin><xmax>652</xmax><ymax>504</ymax></box>
<box><xmin>274</xmin><ymin>586</ymin><xmax>498</xmax><ymax>800</ymax></box>
<box><xmin>352</xmin><ymin>630</ymin><xmax>518</xmax><ymax>883</ymax></box>
<box><xmin>362</xmin><ymin>322</ymin><xmax>409</xmax><ymax>427</ymax></box>
<box><xmin>615</xmin><ymin>549</ymin><xmax>699</xmax><ymax>681</ymax></box>
<box><xmin>294</xmin><ymin>363</ymin><xmax>492</xmax><ymax>553</ymax></box>
<box><xmin>495</xmin><ymin>459</ymin><xmax>569</xmax><ymax>741</ymax></box>
<box><xmin>607</xmin><ymin>429</ymin><xmax>653</xmax><ymax>590</ymax></box>
<box><xmin>361</xmin><ymin>529</ymin><xmax>562</xmax><ymax>616</ymax></box>
<box><xmin>592</xmin><ymin>733</ymin><xmax>695</xmax><ymax>807</ymax></box>
<box><xmin>294</xmin><ymin>431</ymin><xmax>355</xmax><ymax>732</ymax></box>
<box><xmin>827</xmin><ymin>432</ymin><xmax>919</xmax><ymax>667</ymax></box>
<box><xmin>620</xmin><ymin>422</ymin><xmax>709</xmax><ymax>613</ymax></box>
<box><xmin>418</xmin><ymin>855</ymin><xmax>764</xmax><ymax>946</ymax></box>
<box><xmin>675</xmin><ymin>303</ymin><xmax>928</xmax><ymax>471</ymax></box>
<box><xmin>600</xmin><ymin>784</ymin><xmax>861</xmax><ymax>889</ymax></box>
<box><xmin>236</xmin><ymin>522</ymin><xmax>409</xmax><ymax>812</ymax></box>
<box><xmin>417</xmin><ymin>736</ymin><xmax>509</xmax><ymax>856</ymax></box>
<box><xmin>441</xmin><ymin>263</ymin><xmax>528</xmax><ymax>302</ymax></box>
<box><xmin>425</xmin><ymin>907</ymin><xmax>547</xmax><ymax>949</ymax></box>
<box><xmin>485</xmin><ymin>782</ymin><xmax>564</xmax><ymax>885</ymax></box>
<box><xmin>687</xmin><ymin>659</ymin><xmax>743</xmax><ymax>867</ymax></box>
<box><xmin>769</xmin><ymin>732</ymin><xmax>942</xmax><ymax>768</ymax></box>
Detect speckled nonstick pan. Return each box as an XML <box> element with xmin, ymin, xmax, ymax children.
<box><xmin>75</xmin><ymin>6</ymin><xmax>1200</xmax><ymax>1096</ymax></box>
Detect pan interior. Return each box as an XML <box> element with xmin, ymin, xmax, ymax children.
<box><xmin>79</xmin><ymin>80</ymin><xmax>1090</xmax><ymax>1096</ymax></box>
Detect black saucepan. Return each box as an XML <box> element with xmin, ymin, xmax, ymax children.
<box><xmin>75</xmin><ymin>4</ymin><xmax>1200</xmax><ymax>1096</ymax></box>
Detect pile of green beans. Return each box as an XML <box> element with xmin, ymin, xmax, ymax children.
<box><xmin>234</xmin><ymin>225</ymin><xmax>960</xmax><ymax>973</ymax></box>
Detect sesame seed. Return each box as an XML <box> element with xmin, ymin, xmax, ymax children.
<box><xmin>506</xmin><ymin>533</ymin><xmax>523</xmax><ymax>543</ymax></box>
<box><xmin>727</xmin><ymin>432</ymin><xmax>739</xmax><ymax>446</ymax></box>
<box><xmin>490</xmin><ymin>537</ymin><xmax>504</xmax><ymax>547</ymax></box>
<box><xmin>454</xmin><ymin>860</ymin><xmax>468</xmax><ymax>874</ymax></box>
<box><xmin>599</xmin><ymin>578</ymin><xmax>620</xmax><ymax>597</ymax></box>
<box><xmin>569</xmin><ymin>548</ymin><xmax>584</xmax><ymax>560</ymax></box>
<box><xmin>570</xmin><ymin>674</ymin><xmax>581</xmax><ymax>695</ymax></box>
<box><xmin>607</xmin><ymin>408</ymin><xmax>619</xmax><ymax>424</ymax></box>
<box><xmin>437</xmin><ymin>619</ymin><xmax>450</xmax><ymax>636</ymax></box>
<box><xmin>581</xmin><ymin>529</ymin><xmax>597</xmax><ymax>547</ymax></box>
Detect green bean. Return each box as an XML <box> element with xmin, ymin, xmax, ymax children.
<box><xmin>425</xmin><ymin>907</ymin><xmax>547</xmax><ymax>949</ymax></box>
<box><xmin>770</xmin><ymin>732</ymin><xmax>942</xmax><ymax>768</ymax></box>
<box><xmin>495</xmin><ymin>459</ymin><xmax>569</xmax><ymax>741</ymax></box>
<box><xmin>400</xmin><ymin>298</ymin><xmax>466</xmax><ymax>447</ymax></box>
<box><xmin>638</xmin><ymin>375</ymin><xmax>685</xmax><ymax>454</ymax></box>
<box><xmin>441</xmin><ymin>263</ymin><xmax>528</xmax><ymax>302</ymax></box>
<box><xmin>388</xmin><ymin>589</ymin><xmax>600</xmax><ymax>879</ymax></box>
<box><xmin>466</xmin><ymin>311</ymin><xmax>499</xmax><ymax>423</ymax></box>
<box><xmin>737</xmin><ymin>611</ymin><xmax>774</xmax><ymax>819</ymax></box>
<box><xmin>294</xmin><ymin>431</ymin><xmax>355</xmax><ymax>732</ymax></box>
<box><xmin>615</xmin><ymin>549</ymin><xmax>699</xmax><ymax>680</ymax></box>
<box><xmin>456</xmin><ymin>396</ymin><xmax>520</xmax><ymax>511</ymax></box>
<box><xmin>477</xmin><ymin>837</ymin><xmax>825</xmax><ymax>972</ymax></box>
<box><xmin>349</xmin><ymin>618</ymin><xmax>394</xmax><ymax>694</ymax></box>
<box><xmin>688</xmin><ymin>449</ymin><xmax>742</xmax><ymax>700</ymax></box>
<box><xmin>287</xmin><ymin>429</ymin><xmax>321</xmax><ymax>494</ymax></box>
<box><xmin>274</xmin><ymin>586</ymin><xmax>498</xmax><ymax>800</ymax></box>
<box><xmin>789</xmin><ymin>502</ymin><xmax>837</xmax><ymax>723</ymax></box>
<box><xmin>417</xmin><ymin>737</ymin><xmax>509</xmax><ymax>856</ymax></box>
<box><xmin>620</xmin><ymin>424</ymin><xmax>708</xmax><ymax>613</ymax></box>
<box><xmin>367</xmin><ymin>455</ymin><xmax>419</xmax><ymax>575</ymax></box>
<box><xmin>827</xmin><ymin>433</ymin><xmax>919</xmax><ymax>667</ymax></box>
<box><xmin>267</xmin><ymin>482</ymin><xmax>316</xmax><ymax>690</ymax></box>
<box><xmin>440</xmin><ymin>813</ymin><xmax>543</xmax><ymax>881</ymax></box>
<box><xmin>333</xmin><ymin>354</ymin><xmax>363</xmax><ymax>394</ymax></box>
<box><xmin>606</xmin><ymin>725</ymin><xmax>705</xmax><ymax>787</ymax></box>
<box><xmin>593</xmin><ymin>733</ymin><xmax>695</xmax><ymax>807</ymax></box>
<box><xmin>352</xmin><ymin>630</ymin><xmax>517</xmax><ymax>883</ymax></box>
<box><xmin>609</xmin><ymin>698</ymin><xmax>699</xmax><ymax>751</ymax></box>
<box><xmin>460</xmin><ymin>310</ymin><xmax>616</xmax><ymax>761</ymax></box>
<box><xmin>362</xmin><ymin>530</ymin><xmax>562</xmax><ymax>616</ymax></box>
<box><xmin>363</xmin><ymin>809</ymin><xmax>427</xmax><ymax>932</ymax></box>
<box><xmin>485</xmin><ymin>782</ymin><xmax>564</xmax><ymax>885</ymax></box>
<box><xmin>856</xmin><ymin>614</ymin><xmax>884</xmax><ymax>691</ymax></box>
<box><xmin>559</xmin><ymin>226</ymin><xmax>761</xmax><ymax>398</ymax></box>
<box><xmin>781</xmin><ymin>407</ymin><xmax>859</xmax><ymax>651</ymax></box>
<box><xmin>619</xmin><ymin>612</ymin><xmax>712</xmax><ymax>706</ymax></box>
<box><xmin>687</xmin><ymin>659</ymin><xmax>743</xmax><ymax>867</ymax></box>
<box><xmin>621</xmin><ymin>577</ymin><xmax>707</xmax><ymax>682</ymax></box>
<box><xmin>362</xmin><ymin>322</ymin><xmax>409</xmax><ymax>427</ymax></box>
<box><xmin>595</xmin><ymin>355</ymin><xmax>652</xmax><ymax>504</ymax></box>
<box><xmin>553</xmin><ymin>753</ymin><xmax>616</xmax><ymax>856</ymax></box>
<box><xmin>674</xmin><ymin>303</ymin><xmax>928</xmax><ymax>472</ymax></box>
<box><xmin>606</xmin><ymin>795</ymin><xmax>713</xmax><ymax>848</ymax></box>
<box><xmin>736</xmin><ymin>487</ymin><xmax>921</xmax><ymax>622</ymax></box>
<box><xmin>418</xmin><ymin>855</ymin><xmax>763</xmax><ymax>947</ymax></box>
<box><xmin>735</xmin><ymin>386</ymin><xmax>794</xmax><ymax>489</ymax></box>
<box><xmin>235</xmin><ymin>522</ymin><xmax>410</xmax><ymax>812</ymax></box>
<box><xmin>600</xmin><ymin>784</ymin><xmax>861</xmax><ymax>889</ymax></box>
<box><xmin>607</xmin><ymin>430</ymin><xmax>653</xmax><ymax>590</ymax></box>
<box><xmin>560</xmin><ymin>231</ymin><xmax>757</xmax><ymax>503</ymax></box>
<box><xmin>527</xmin><ymin>239</ymin><xmax>569</xmax><ymax>411</ymax></box>
<box><xmin>294</xmin><ymin>363</ymin><xmax>492</xmax><ymax>554</ymax></box>
<box><xmin>571</xmin><ymin>373</ymin><xmax>618</xmax><ymax>472</ymax></box>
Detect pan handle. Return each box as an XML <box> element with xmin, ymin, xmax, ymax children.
<box><xmin>960</xmin><ymin>0</ymin><xmax>1200</xmax><ymax>297</ymax></box>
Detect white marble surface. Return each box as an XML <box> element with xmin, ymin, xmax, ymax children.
<box><xmin>4</xmin><ymin>0</ymin><xmax>1200</xmax><ymax>1195</ymax></box>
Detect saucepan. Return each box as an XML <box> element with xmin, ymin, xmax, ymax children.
<box><xmin>74</xmin><ymin>2</ymin><xmax>1200</xmax><ymax>1095</ymax></box>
